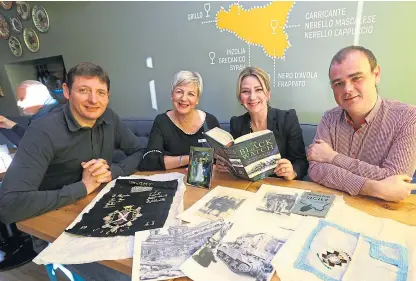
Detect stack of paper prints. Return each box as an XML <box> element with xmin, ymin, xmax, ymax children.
<box><xmin>272</xmin><ymin>203</ymin><xmax>416</xmax><ymax>281</ymax></box>
<box><xmin>132</xmin><ymin>219</ymin><xmax>233</xmax><ymax>281</ymax></box>
<box><xmin>177</xmin><ymin>186</ymin><xmax>255</xmax><ymax>224</ymax></box>
<box><xmin>33</xmin><ymin>173</ymin><xmax>186</xmax><ymax>265</ymax></box>
<box><xmin>180</xmin><ymin>184</ymin><xmax>339</xmax><ymax>281</ymax></box>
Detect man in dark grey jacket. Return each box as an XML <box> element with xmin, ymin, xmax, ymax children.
<box><xmin>0</xmin><ymin>62</ymin><xmax>144</xmax><ymax>224</ymax></box>
<box><xmin>0</xmin><ymin>62</ymin><xmax>142</xmax><ymax>280</ymax></box>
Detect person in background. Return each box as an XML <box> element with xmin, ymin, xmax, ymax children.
<box><xmin>0</xmin><ymin>80</ymin><xmax>60</xmax><ymax>146</ymax></box>
<box><xmin>0</xmin><ymin>62</ymin><xmax>143</xmax><ymax>281</ymax></box>
<box><xmin>140</xmin><ymin>71</ymin><xmax>220</xmax><ymax>171</ymax></box>
<box><xmin>307</xmin><ymin>46</ymin><xmax>416</xmax><ymax>202</ymax></box>
<box><xmin>0</xmin><ymin>62</ymin><xmax>144</xmax><ymax>223</ymax></box>
<box><xmin>217</xmin><ymin>66</ymin><xmax>308</xmax><ymax>180</ymax></box>
<box><xmin>0</xmin><ymin>80</ymin><xmax>61</xmax><ymax>270</ymax></box>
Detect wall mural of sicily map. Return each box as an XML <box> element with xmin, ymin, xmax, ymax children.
<box><xmin>66</xmin><ymin>179</ymin><xmax>178</xmax><ymax>237</ymax></box>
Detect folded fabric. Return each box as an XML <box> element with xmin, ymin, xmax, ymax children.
<box><xmin>66</xmin><ymin>178</ymin><xmax>179</xmax><ymax>237</ymax></box>
<box><xmin>272</xmin><ymin>204</ymin><xmax>416</xmax><ymax>281</ymax></box>
<box><xmin>294</xmin><ymin>221</ymin><xmax>408</xmax><ymax>281</ymax></box>
<box><xmin>33</xmin><ymin>173</ymin><xmax>186</xmax><ymax>265</ymax></box>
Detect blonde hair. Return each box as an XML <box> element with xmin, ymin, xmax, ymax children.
<box><xmin>236</xmin><ymin>67</ymin><xmax>271</xmax><ymax>104</ymax></box>
<box><xmin>171</xmin><ymin>71</ymin><xmax>203</xmax><ymax>97</ymax></box>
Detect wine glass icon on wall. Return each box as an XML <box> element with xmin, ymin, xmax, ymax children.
<box><xmin>204</xmin><ymin>3</ymin><xmax>211</xmax><ymax>17</ymax></box>
<box><xmin>271</xmin><ymin>20</ymin><xmax>278</xmax><ymax>34</ymax></box>
<box><xmin>209</xmin><ymin>52</ymin><xmax>215</xmax><ymax>64</ymax></box>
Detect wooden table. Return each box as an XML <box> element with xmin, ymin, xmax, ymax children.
<box><xmin>248</xmin><ymin>177</ymin><xmax>416</xmax><ymax>226</ymax></box>
<box><xmin>17</xmin><ymin>170</ymin><xmax>416</xmax><ymax>280</ymax></box>
<box><xmin>16</xmin><ymin>168</ymin><xmax>252</xmax><ymax>276</ymax></box>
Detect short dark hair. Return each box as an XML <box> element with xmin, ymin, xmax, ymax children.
<box><xmin>329</xmin><ymin>46</ymin><xmax>378</xmax><ymax>75</ymax></box>
<box><xmin>66</xmin><ymin>62</ymin><xmax>110</xmax><ymax>91</ymax></box>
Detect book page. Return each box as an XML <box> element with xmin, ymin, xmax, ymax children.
<box><xmin>204</xmin><ymin>127</ymin><xmax>234</xmax><ymax>146</ymax></box>
<box><xmin>0</xmin><ymin>144</ymin><xmax>8</xmax><ymax>154</ymax></box>
<box><xmin>0</xmin><ymin>145</ymin><xmax>12</xmax><ymax>173</ymax></box>
<box><xmin>233</xmin><ymin>129</ymin><xmax>272</xmax><ymax>144</ymax></box>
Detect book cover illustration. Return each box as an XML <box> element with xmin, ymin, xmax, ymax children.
<box><xmin>177</xmin><ymin>186</ymin><xmax>254</xmax><ymax>224</ymax></box>
<box><xmin>187</xmin><ymin>146</ymin><xmax>214</xmax><ymax>189</ymax></box>
<box><xmin>66</xmin><ymin>178</ymin><xmax>178</xmax><ymax>237</ymax></box>
<box><xmin>290</xmin><ymin>192</ymin><xmax>336</xmax><ymax>218</ymax></box>
<box><xmin>204</xmin><ymin>127</ymin><xmax>281</xmax><ymax>181</ymax></box>
<box><xmin>132</xmin><ymin>219</ymin><xmax>233</xmax><ymax>281</ymax></box>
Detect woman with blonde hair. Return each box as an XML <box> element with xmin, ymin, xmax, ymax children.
<box><xmin>217</xmin><ymin>66</ymin><xmax>308</xmax><ymax>180</ymax></box>
<box><xmin>140</xmin><ymin>71</ymin><xmax>220</xmax><ymax>171</ymax></box>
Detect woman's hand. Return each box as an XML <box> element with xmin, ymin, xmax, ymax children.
<box><xmin>274</xmin><ymin>158</ymin><xmax>296</xmax><ymax>180</ymax></box>
<box><xmin>215</xmin><ymin>159</ymin><xmax>229</xmax><ymax>173</ymax></box>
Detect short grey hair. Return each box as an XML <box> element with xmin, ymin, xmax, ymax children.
<box><xmin>16</xmin><ymin>80</ymin><xmax>54</xmax><ymax>103</ymax></box>
<box><xmin>17</xmin><ymin>80</ymin><xmax>44</xmax><ymax>88</ymax></box>
<box><xmin>171</xmin><ymin>71</ymin><xmax>203</xmax><ymax>97</ymax></box>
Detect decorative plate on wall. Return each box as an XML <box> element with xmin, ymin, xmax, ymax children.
<box><xmin>0</xmin><ymin>13</ymin><xmax>10</xmax><ymax>39</ymax></box>
<box><xmin>23</xmin><ymin>27</ymin><xmax>39</xmax><ymax>52</ymax></box>
<box><xmin>16</xmin><ymin>1</ymin><xmax>30</xmax><ymax>20</ymax></box>
<box><xmin>10</xmin><ymin>16</ymin><xmax>23</xmax><ymax>33</ymax></box>
<box><xmin>8</xmin><ymin>36</ymin><xmax>23</xmax><ymax>57</ymax></box>
<box><xmin>0</xmin><ymin>1</ymin><xmax>12</xmax><ymax>10</ymax></box>
<box><xmin>32</xmin><ymin>5</ymin><xmax>49</xmax><ymax>32</ymax></box>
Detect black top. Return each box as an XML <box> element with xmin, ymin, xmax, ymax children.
<box><xmin>230</xmin><ymin>107</ymin><xmax>308</xmax><ymax>180</ymax></box>
<box><xmin>0</xmin><ymin>104</ymin><xmax>145</xmax><ymax>224</ymax></box>
<box><xmin>139</xmin><ymin>111</ymin><xmax>220</xmax><ymax>171</ymax></box>
<box><xmin>0</xmin><ymin>102</ymin><xmax>61</xmax><ymax>147</ymax></box>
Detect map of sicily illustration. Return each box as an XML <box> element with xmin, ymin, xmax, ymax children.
<box><xmin>216</xmin><ymin>1</ymin><xmax>294</xmax><ymax>59</ymax></box>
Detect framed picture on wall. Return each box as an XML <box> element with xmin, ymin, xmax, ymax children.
<box><xmin>17</xmin><ymin>1</ymin><xmax>30</xmax><ymax>20</ymax></box>
<box><xmin>0</xmin><ymin>1</ymin><xmax>12</xmax><ymax>10</ymax></box>
<box><xmin>32</xmin><ymin>5</ymin><xmax>49</xmax><ymax>33</ymax></box>
<box><xmin>10</xmin><ymin>16</ymin><xmax>23</xmax><ymax>33</ymax></box>
<box><xmin>9</xmin><ymin>36</ymin><xmax>23</xmax><ymax>57</ymax></box>
<box><xmin>16</xmin><ymin>1</ymin><xmax>30</xmax><ymax>20</ymax></box>
<box><xmin>0</xmin><ymin>13</ymin><xmax>10</xmax><ymax>39</ymax></box>
<box><xmin>23</xmin><ymin>27</ymin><xmax>39</xmax><ymax>52</ymax></box>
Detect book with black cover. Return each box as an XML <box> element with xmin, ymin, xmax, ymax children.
<box><xmin>203</xmin><ymin>127</ymin><xmax>281</xmax><ymax>181</ymax></box>
<box><xmin>290</xmin><ymin>192</ymin><xmax>336</xmax><ymax>218</ymax></box>
<box><xmin>66</xmin><ymin>178</ymin><xmax>178</xmax><ymax>237</ymax></box>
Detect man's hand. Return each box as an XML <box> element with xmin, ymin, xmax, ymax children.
<box><xmin>215</xmin><ymin>159</ymin><xmax>229</xmax><ymax>173</ymax></box>
<box><xmin>361</xmin><ymin>175</ymin><xmax>414</xmax><ymax>202</ymax></box>
<box><xmin>0</xmin><ymin>115</ymin><xmax>16</xmax><ymax>129</ymax></box>
<box><xmin>274</xmin><ymin>158</ymin><xmax>296</xmax><ymax>180</ymax></box>
<box><xmin>307</xmin><ymin>139</ymin><xmax>338</xmax><ymax>163</ymax></box>
<box><xmin>81</xmin><ymin>159</ymin><xmax>112</xmax><ymax>186</ymax></box>
<box><xmin>81</xmin><ymin>166</ymin><xmax>102</xmax><ymax>195</ymax></box>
